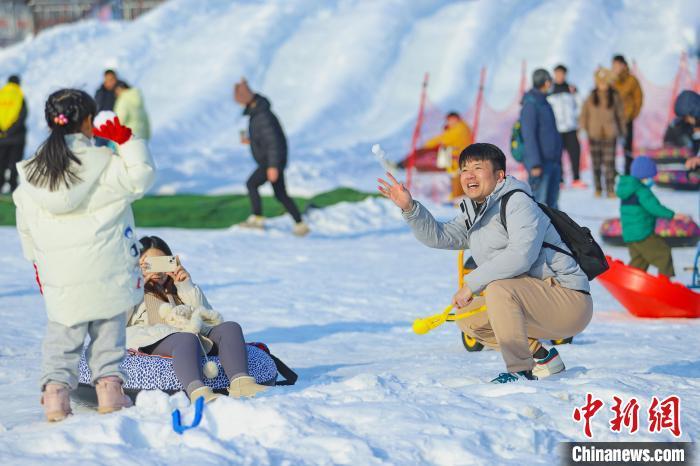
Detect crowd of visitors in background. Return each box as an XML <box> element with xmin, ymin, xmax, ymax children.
<box><xmin>517</xmin><ymin>54</ymin><xmax>645</xmax><ymax>208</ymax></box>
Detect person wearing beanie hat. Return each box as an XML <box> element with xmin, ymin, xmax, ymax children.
<box><xmin>612</xmin><ymin>55</ymin><xmax>643</xmax><ymax>175</ymax></box>
<box><xmin>579</xmin><ymin>67</ymin><xmax>626</xmax><ymax>198</ymax></box>
<box><xmin>519</xmin><ymin>68</ymin><xmax>563</xmax><ymax>208</ymax></box>
<box><xmin>616</xmin><ymin>156</ymin><xmax>688</xmax><ymax>277</ymax></box>
<box><xmin>233</xmin><ymin>77</ymin><xmax>309</xmax><ymax>236</ymax></box>
<box><xmin>630</xmin><ymin>155</ymin><xmax>657</xmax><ymax>179</ymax></box>
<box><xmin>665</xmin><ymin>90</ymin><xmax>700</xmax><ymax>155</ymax></box>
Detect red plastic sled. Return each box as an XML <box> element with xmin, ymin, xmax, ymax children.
<box><xmin>597</xmin><ymin>256</ymin><xmax>700</xmax><ymax>318</ymax></box>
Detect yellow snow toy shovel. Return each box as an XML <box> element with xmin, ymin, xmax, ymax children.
<box><xmin>412</xmin><ymin>303</ymin><xmax>487</xmax><ymax>335</ymax></box>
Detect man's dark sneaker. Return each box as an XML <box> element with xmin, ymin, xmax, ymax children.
<box><xmin>491</xmin><ymin>370</ymin><xmax>538</xmax><ymax>384</ymax></box>
<box><xmin>532</xmin><ymin>347</ymin><xmax>565</xmax><ymax>379</ymax></box>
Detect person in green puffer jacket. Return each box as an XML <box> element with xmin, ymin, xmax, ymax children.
<box><xmin>114</xmin><ymin>81</ymin><xmax>150</xmax><ymax>141</ymax></box>
<box><xmin>616</xmin><ymin>156</ymin><xmax>688</xmax><ymax>277</ymax></box>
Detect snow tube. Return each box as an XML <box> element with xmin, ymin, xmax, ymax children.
<box><xmin>398</xmin><ymin>148</ymin><xmax>443</xmax><ymax>172</ymax></box>
<box><xmin>635</xmin><ymin>146</ymin><xmax>694</xmax><ymax>165</ymax></box>
<box><xmin>597</xmin><ymin>256</ymin><xmax>700</xmax><ymax>318</ymax></box>
<box><xmin>600</xmin><ymin>217</ymin><xmax>700</xmax><ymax>248</ymax></box>
<box><xmin>654</xmin><ymin>169</ymin><xmax>700</xmax><ymax>191</ymax></box>
<box><xmin>78</xmin><ymin>343</ymin><xmax>278</xmax><ymax>394</ymax></box>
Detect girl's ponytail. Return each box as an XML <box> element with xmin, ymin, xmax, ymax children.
<box><xmin>25</xmin><ymin>89</ymin><xmax>97</xmax><ymax>191</ymax></box>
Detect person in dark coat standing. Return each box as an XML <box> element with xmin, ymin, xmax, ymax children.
<box><xmin>234</xmin><ymin>78</ymin><xmax>309</xmax><ymax>236</ymax></box>
<box><xmin>95</xmin><ymin>69</ymin><xmax>118</xmax><ymax>113</ymax></box>
<box><xmin>520</xmin><ymin>69</ymin><xmax>563</xmax><ymax>209</ymax></box>
<box><xmin>547</xmin><ymin>64</ymin><xmax>585</xmax><ymax>188</ymax></box>
<box><xmin>0</xmin><ymin>75</ymin><xmax>27</xmax><ymax>193</ymax></box>
<box><xmin>94</xmin><ymin>69</ymin><xmax>119</xmax><ymax>147</ymax></box>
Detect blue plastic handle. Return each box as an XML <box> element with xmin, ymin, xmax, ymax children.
<box><xmin>172</xmin><ymin>396</ymin><xmax>205</xmax><ymax>434</ymax></box>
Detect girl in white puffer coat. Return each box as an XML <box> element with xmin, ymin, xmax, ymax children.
<box><xmin>13</xmin><ymin>89</ymin><xmax>155</xmax><ymax>421</ymax></box>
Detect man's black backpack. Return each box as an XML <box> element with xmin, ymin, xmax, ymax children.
<box><xmin>500</xmin><ymin>189</ymin><xmax>609</xmax><ymax>280</ymax></box>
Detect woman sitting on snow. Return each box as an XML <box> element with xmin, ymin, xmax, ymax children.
<box><xmin>127</xmin><ymin>236</ymin><xmax>268</xmax><ymax>403</ymax></box>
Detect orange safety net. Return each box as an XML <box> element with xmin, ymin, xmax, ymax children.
<box><xmin>406</xmin><ymin>54</ymin><xmax>700</xmax><ymax>201</ymax></box>
<box><xmin>633</xmin><ymin>53</ymin><xmax>698</xmax><ymax>151</ymax></box>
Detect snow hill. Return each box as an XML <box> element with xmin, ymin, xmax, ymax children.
<box><xmin>0</xmin><ymin>0</ymin><xmax>698</xmax><ymax>195</ymax></box>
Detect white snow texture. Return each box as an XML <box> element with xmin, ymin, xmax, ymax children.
<box><xmin>0</xmin><ymin>1</ymin><xmax>698</xmax><ymax>465</ymax></box>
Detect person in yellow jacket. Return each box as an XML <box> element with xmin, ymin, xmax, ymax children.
<box><xmin>423</xmin><ymin>112</ymin><xmax>473</xmax><ymax>199</ymax></box>
<box><xmin>114</xmin><ymin>81</ymin><xmax>151</xmax><ymax>140</ymax></box>
<box><xmin>612</xmin><ymin>55</ymin><xmax>643</xmax><ymax>175</ymax></box>
<box><xmin>0</xmin><ymin>75</ymin><xmax>28</xmax><ymax>193</ymax></box>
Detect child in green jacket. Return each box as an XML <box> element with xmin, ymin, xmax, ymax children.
<box><xmin>616</xmin><ymin>156</ymin><xmax>688</xmax><ymax>277</ymax></box>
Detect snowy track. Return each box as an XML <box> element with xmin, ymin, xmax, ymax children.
<box><xmin>0</xmin><ymin>0</ymin><xmax>698</xmax><ymax>195</ymax></box>
<box><xmin>0</xmin><ymin>191</ymin><xmax>698</xmax><ymax>465</ymax></box>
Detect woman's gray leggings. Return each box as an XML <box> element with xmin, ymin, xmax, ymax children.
<box><xmin>143</xmin><ymin>321</ymin><xmax>249</xmax><ymax>395</ymax></box>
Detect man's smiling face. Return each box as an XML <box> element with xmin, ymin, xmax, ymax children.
<box><xmin>459</xmin><ymin>158</ymin><xmax>505</xmax><ymax>203</ymax></box>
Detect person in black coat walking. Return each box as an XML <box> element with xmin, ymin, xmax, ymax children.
<box><xmin>234</xmin><ymin>78</ymin><xmax>309</xmax><ymax>236</ymax></box>
<box><xmin>0</xmin><ymin>75</ymin><xmax>27</xmax><ymax>193</ymax></box>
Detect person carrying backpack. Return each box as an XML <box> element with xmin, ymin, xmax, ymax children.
<box><xmin>378</xmin><ymin>143</ymin><xmax>596</xmax><ymax>384</ymax></box>
<box><xmin>520</xmin><ymin>69</ymin><xmax>563</xmax><ymax>209</ymax></box>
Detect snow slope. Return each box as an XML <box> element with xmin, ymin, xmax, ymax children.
<box><xmin>0</xmin><ymin>0</ymin><xmax>697</xmax><ymax>194</ymax></box>
<box><xmin>0</xmin><ymin>183</ymin><xmax>698</xmax><ymax>465</ymax></box>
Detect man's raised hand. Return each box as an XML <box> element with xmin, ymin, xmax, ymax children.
<box><xmin>377</xmin><ymin>172</ymin><xmax>414</xmax><ymax>211</ymax></box>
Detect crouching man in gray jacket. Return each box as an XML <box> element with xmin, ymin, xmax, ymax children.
<box><xmin>378</xmin><ymin>143</ymin><xmax>592</xmax><ymax>383</ymax></box>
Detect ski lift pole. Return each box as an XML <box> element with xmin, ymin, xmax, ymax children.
<box><xmin>519</xmin><ymin>60</ymin><xmax>527</xmax><ymax>99</ymax></box>
<box><xmin>406</xmin><ymin>72</ymin><xmax>429</xmax><ymax>190</ymax></box>
<box><xmin>471</xmin><ymin>66</ymin><xmax>487</xmax><ymax>141</ymax></box>
<box><xmin>516</xmin><ymin>60</ymin><xmax>528</xmax><ymax>180</ymax></box>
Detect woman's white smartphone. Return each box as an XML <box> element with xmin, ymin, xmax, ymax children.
<box><xmin>144</xmin><ymin>256</ymin><xmax>178</xmax><ymax>273</ymax></box>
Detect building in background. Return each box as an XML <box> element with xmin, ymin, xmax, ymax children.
<box><xmin>0</xmin><ymin>0</ymin><xmax>165</xmax><ymax>47</ymax></box>
<box><xmin>0</xmin><ymin>2</ymin><xmax>33</xmax><ymax>47</ymax></box>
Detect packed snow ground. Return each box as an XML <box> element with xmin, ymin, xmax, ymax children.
<box><xmin>0</xmin><ymin>0</ymin><xmax>698</xmax><ymax>195</ymax></box>
<box><xmin>0</xmin><ymin>0</ymin><xmax>698</xmax><ymax>463</ymax></box>
<box><xmin>0</xmin><ymin>180</ymin><xmax>698</xmax><ymax>465</ymax></box>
